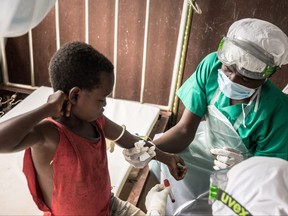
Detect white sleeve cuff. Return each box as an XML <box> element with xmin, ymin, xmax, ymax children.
<box><xmin>147</xmin><ymin>209</ymin><xmax>161</xmax><ymax>216</ymax></box>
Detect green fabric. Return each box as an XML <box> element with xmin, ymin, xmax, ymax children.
<box><xmin>177</xmin><ymin>52</ymin><xmax>288</xmax><ymax>160</ymax></box>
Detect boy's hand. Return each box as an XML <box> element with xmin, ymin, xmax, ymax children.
<box><xmin>47</xmin><ymin>90</ymin><xmax>71</xmax><ymax>118</ymax></box>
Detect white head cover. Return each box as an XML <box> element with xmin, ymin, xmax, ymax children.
<box><xmin>0</xmin><ymin>0</ymin><xmax>56</xmax><ymax>37</ymax></box>
<box><xmin>227</xmin><ymin>18</ymin><xmax>288</xmax><ymax>67</ymax></box>
<box><xmin>212</xmin><ymin>156</ymin><xmax>288</xmax><ymax>215</ymax></box>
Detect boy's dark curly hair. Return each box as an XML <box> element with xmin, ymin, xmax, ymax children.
<box><xmin>48</xmin><ymin>41</ymin><xmax>114</xmax><ymax>94</ymax></box>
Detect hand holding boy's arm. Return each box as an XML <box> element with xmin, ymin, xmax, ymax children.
<box><xmin>122</xmin><ymin>140</ymin><xmax>156</xmax><ymax>168</ymax></box>
<box><xmin>123</xmin><ymin>141</ymin><xmax>187</xmax><ymax>180</ymax></box>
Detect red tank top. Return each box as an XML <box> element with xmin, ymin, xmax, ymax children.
<box><xmin>23</xmin><ymin>117</ymin><xmax>111</xmax><ymax>216</ymax></box>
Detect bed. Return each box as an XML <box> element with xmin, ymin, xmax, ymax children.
<box><xmin>0</xmin><ymin>86</ymin><xmax>160</xmax><ymax>215</ymax></box>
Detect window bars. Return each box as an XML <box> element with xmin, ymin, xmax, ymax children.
<box><xmin>0</xmin><ymin>0</ymin><xmax>201</xmax><ymax>116</ymax></box>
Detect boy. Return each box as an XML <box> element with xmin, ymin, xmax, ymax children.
<box><xmin>0</xmin><ymin>41</ymin><xmax>186</xmax><ymax>215</ymax></box>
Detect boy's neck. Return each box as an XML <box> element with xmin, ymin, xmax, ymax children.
<box><xmin>55</xmin><ymin>116</ymin><xmax>100</xmax><ymax>141</ymax></box>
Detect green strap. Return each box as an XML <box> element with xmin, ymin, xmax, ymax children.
<box><xmin>217</xmin><ymin>188</ymin><xmax>253</xmax><ymax>216</ymax></box>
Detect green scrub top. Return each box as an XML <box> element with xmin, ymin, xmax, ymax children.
<box><xmin>177</xmin><ymin>52</ymin><xmax>288</xmax><ymax>160</ymax></box>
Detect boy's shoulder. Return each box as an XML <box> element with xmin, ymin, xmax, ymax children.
<box><xmin>32</xmin><ymin>118</ymin><xmax>60</xmax><ymax>148</ymax></box>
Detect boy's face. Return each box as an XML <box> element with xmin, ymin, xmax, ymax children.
<box><xmin>71</xmin><ymin>72</ymin><xmax>114</xmax><ymax>122</ymax></box>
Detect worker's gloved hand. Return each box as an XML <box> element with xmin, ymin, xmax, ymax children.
<box><xmin>145</xmin><ymin>184</ymin><xmax>170</xmax><ymax>216</ymax></box>
<box><xmin>210</xmin><ymin>147</ymin><xmax>244</xmax><ymax>170</ymax></box>
<box><xmin>122</xmin><ymin>140</ymin><xmax>156</xmax><ymax>168</ymax></box>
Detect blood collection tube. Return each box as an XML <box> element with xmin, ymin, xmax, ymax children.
<box><xmin>164</xmin><ymin>179</ymin><xmax>175</xmax><ymax>203</ymax></box>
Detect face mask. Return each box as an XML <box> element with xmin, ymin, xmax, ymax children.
<box><xmin>217</xmin><ymin>69</ymin><xmax>256</xmax><ymax>100</ymax></box>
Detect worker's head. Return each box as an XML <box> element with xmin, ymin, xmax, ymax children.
<box><xmin>217</xmin><ymin>18</ymin><xmax>288</xmax><ymax>80</ymax></box>
<box><xmin>210</xmin><ymin>156</ymin><xmax>288</xmax><ymax>215</ymax></box>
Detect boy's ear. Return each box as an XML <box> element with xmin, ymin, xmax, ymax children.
<box><xmin>68</xmin><ymin>87</ymin><xmax>81</xmax><ymax>104</ymax></box>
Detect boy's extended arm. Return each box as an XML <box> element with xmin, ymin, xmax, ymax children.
<box><xmin>0</xmin><ymin>90</ymin><xmax>68</xmax><ymax>153</ymax></box>
<box><xmin>104</xmin><ymin>116</ymin><xmax>187</xmax><ymax>180</ymax></box>
<box><xmin>103</xmin><ymin>116</ymin><xmax>140</xmax><ymax>148</ymax></box>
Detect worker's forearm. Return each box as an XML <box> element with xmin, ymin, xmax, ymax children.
<box><xmin>152</xmin><ymin>147</ymin><xmax>174</xmax><ymax>165</ymax></box>
<box><xmin>153</xmin><ymin>127</ymin><xmax>195</xmax><ymax>153</ymax></box>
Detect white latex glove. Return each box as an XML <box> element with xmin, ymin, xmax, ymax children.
<box><xmin>145</xmin><ymin>184</ymin><xmax>171</xmax><ymax>216</ymax></box>
<box><xmin>122</xmin><ymin>140</ymin><xmax>156</xmax><ymax>168</ymax></box>
<box><xmin>210</xmin><ymin>147</ymin><xmax>244</xmax><ymax>170</ymax></box>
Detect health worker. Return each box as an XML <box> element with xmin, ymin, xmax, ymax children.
<box><xmin>123</xmin><ymin>18</ymin><xmax>288</xmax><ymax>215</ymax></box>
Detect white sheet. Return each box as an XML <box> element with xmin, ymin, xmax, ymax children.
<box><xmin>0</xmin><ymin>86</ymin><xmax>160</xmax><ymax>215</ymax></box>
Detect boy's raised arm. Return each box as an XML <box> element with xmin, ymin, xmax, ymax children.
<box><xmin>0</xmin><ymin>90</ymin><xmax>68</xmax><ymax>153</ymax></box>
